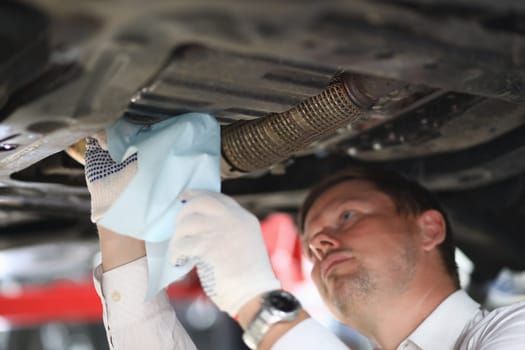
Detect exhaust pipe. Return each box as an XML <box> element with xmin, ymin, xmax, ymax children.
<box><xmin>220</xmin><ymin>73</ymin><xmax>404</xmax><ymax>177</ymax></box>
<box><xmin>69</xmin><ymin>73</ymin><xmax>404</xmax><ymax>177</ymax></box>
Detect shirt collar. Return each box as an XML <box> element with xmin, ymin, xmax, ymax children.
<box><xmin>399</xmin><ymin>290</ymin><xmax>480</xmax><ymax>350</ymax></box>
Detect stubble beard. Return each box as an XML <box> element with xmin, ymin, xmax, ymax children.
<box><xmin>323</xmin><ymin>268</ymin><xmax>374</xmax><ymax>317</ymax></box>
<box><xmin>321</xmin><ymin>242</ymin><xmax>418</xmax><ymax>319</ymax></box>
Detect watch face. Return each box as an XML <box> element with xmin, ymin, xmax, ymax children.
<box><xmin>267</xmin><ymin>290</ymin><xmax>300</xmax><ymax>312</ymax></box>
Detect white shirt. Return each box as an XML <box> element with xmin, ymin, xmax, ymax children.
<box><xmin>94</xmin><ymin>258</ymin><xmax>525</xmax><ymax>350</ymax></box>
<box><xmin>398</xmin><ymin>289</ymin><xmax>525</xmax><ymax>350</ymax></box>
<box><xmin>93</xmin><ymin>257</ymin><xmax>197</xmax><ymax>350</ymax></box>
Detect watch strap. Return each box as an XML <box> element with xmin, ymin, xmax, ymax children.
<box><xmin>242</xmin><ymin>290</ymin><xmax>300</xmax><ymax>349</ymax></box>
<box><xmin>242</xmin><ymin>308</ymin><xmax>272</xmax><ymax>349</ymax></box>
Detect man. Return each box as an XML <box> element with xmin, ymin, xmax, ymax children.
<box><xmin>86</xmin><ymin>136</ymin><xmax>525</xmax><ymax>349</ymax></box>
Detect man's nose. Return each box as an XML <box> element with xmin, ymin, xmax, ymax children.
<box><xmin>309</xmin><ymin>229</ymin><xmax>341</xmax><ymax>261</ymax></box>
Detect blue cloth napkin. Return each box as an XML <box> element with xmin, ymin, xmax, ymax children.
<box><xmin>99</xmin><ymin>113</ymin><xmax>221</xmax><ymax>298</ymax></box>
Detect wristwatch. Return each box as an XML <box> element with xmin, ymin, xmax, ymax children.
<box><xmin>242</xmin><ymin>290</ymin><xmax>301</xmax><ymax>349</ymax></box>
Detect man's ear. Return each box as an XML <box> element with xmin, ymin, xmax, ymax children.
<box><xmin>417</xmin><ymin>209</ymin><xmax>446</xmax><ymax>251</ymax></box>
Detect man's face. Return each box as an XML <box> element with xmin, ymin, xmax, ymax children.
<box><xmin>302</xmin><ymin>180</ymin><xmax>421</xmax><ymax>319</ymax></box>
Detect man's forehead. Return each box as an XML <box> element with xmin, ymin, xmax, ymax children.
<box><xmin>311</xmin><ymin>179</ymin><xmax>377</xmax><ymax>206</ymax></box>
<box><xmin>304</xmin><ymin>180</ymin><xmax>378</xmax><ymax>227</ymax></box>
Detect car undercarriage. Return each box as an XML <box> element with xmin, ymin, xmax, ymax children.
<box><xmin>1</xmin><ymin>0</ymin><xmax>525</xmax><ymax>346</ymax></box>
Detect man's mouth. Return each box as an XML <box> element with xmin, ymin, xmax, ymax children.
<box><xmin>321</xmin><ymin>252</ymin><xmax>354</xmax><ymax>279</ymax></box>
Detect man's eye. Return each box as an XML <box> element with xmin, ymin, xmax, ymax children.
<box><xmin>340</xmin><ymin>210</ymin><xmax>354</xmax><ymax>223</ymax></box>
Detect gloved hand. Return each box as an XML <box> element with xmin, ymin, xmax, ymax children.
<box><xmin>84</xmin><ymin>133</ymin><xmax>137</xmax><ymax>223</ymax></box>
<box><xmin>170</xmin><ymin>190</ymin><xmax>282</xmax><ymax>317</ymax></box>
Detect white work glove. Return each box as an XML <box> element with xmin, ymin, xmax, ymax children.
<box><xmin>170</xmin><ymin>190</ymin><xmax>282</xmax><ymax>317</ymax></box>
<box><xmin>84</xmin><ymin>133</ymin><xmax>137</xmax><ymax>223</ymax></box>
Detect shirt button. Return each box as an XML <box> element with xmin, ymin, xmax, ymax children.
<box><xmin>112</xmin><ymin>291</ymin><xmax>121</xmax><ymax>302</ymax></box>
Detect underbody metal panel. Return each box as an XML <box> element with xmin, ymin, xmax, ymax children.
<box><xmin>0</xmin><ymin>0</ymin><xmax>524</xmax><ymax>281</ymax></box>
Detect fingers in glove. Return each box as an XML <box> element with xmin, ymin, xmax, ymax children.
<box><xmin>170</xmin><ymin>212</ymin><xmax>216</xmax><ymax>263</ymax></box>
<box><xmin>169</xmin><ymin>233</ymin><xmax>206</xmax><ymax>266</ymax></box>
<box><xmin>84</xmin><ymin>149</ymin><xmax>137</xmax><ymax>183</ymax></box>
<box><xmin>85</xmin><ymin>136</ymin><xmax>104</xmax><ymax>152</ymax></box>
<box><xmin>177</xmin><ymin>190</ymin><xmax>241</xmax><ymax>219</ymax></box>
<box><xmin>175</xmin><ymin>212</ymin><xmax>216</xmax><ymax>237</ymax></box>
<box><xmin>86</xmin><ymin>130</ymin><xmax>108</xmax><ymax>150</ymax></box>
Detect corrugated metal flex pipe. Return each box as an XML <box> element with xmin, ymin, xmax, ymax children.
<box><xmin>68</xmin><ymin>73</ymin><xmax>404</xmax><ymax>176</ymax></box>
<box><xmin>220</xmin><ymin>73</ymin><xmax>404</xmax><ymax>177</ymax></box>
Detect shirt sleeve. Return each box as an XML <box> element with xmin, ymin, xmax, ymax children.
<box><xmin>271</xmin><ymin>318</ymin><xmax>349</xmax><ymax>350</ymax></box>
<box><xmin>462</xmin><ymin>302</ymin><xmax>525</xmax><ymax>350</ymax></box>
<box><xmin>93</xmin><ymin>257</ymin><xmax>197</xmax><ymax>350</ymax></box>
